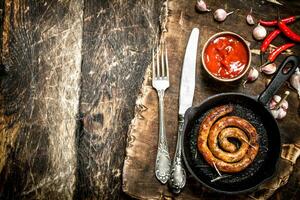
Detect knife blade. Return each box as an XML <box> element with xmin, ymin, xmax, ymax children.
<box><xmin>179</xmin><ymin>28</ymin><xmax>199</xmax><ymax>115</ymax></box>
<box><xmin>169</xmin><ymin>28</ymin><xmax>199</xmax><ymax>193</ymax></box>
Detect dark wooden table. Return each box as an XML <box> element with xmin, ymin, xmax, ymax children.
<box><xmin>0</xmin><ymin>0</ymin><xmax>300</xmax><ymax>200</ymax></box>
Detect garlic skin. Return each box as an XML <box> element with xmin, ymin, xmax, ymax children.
<box><xmin>195</xmin><ymin>0</ymin><xmax>211</xmax><ymax>12</ymax></box>
<box><xmin>290</xmin><ymin>68</ymin><xmax>300</xmax><ymax>98</ymax></box>
<box><xmin>253</xmin><ymin>23</ymin><xmax>267</xmax><ymax>40</ymax></box>
<box><xmin>214</xmin><ymin>9</ymin><xmax>233</xmax><ymax>22</ymax></box>
<box><xmin>261</xmin><ymin>63</ymin><xmax>276</xmax><ymax>75</ymax></box>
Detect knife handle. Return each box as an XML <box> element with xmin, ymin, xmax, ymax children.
<box><xmin>169</xmin><ymin>115</ymin><xmax>186</xmax><ymax>193</ymax></box>
<box><xmin>155</xmin><ymin>90</ymin><xmax>171</xmax><ymax>184</ymax></box>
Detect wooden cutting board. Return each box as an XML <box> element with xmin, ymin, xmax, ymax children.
<box><xmin>123</xmin><ymin>0</ymin><xmax>300</xmax><ymax>199</ymax></box>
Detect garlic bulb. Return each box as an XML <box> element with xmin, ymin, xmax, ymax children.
<box><xmin>271</xmin><ymin>108</ymin><xmax>287</xmax><ymax>119</ymax></box>
<box><xmin>195</xmin><ymin>0</ymin><xmax>211</xmax><ymax>12</ymax></box>
<box><xmin>290</xmin><ymin>68</ymin><xmax>300</xmax><ymax>98</ymax></box>
<box><xmin>253</xmin><ymin>23</ymin><xmax>267</xmax><ymax>40</ymax></box>
<box><xmin>246</xmin><ymin>8</ymin><xmax>255</xmax><ymax>25</ymax></box>
<box><xmin>214</xmin><ymin>9</ymin><xmax>234</xmax><ymax>22</ymax></box>
<box><xmin>269</xmin><ymin>92</ymin><xmax>289</xmax><ymax>119</ymax></box>
<box><xmin>261</xmin><ymin>63</ymin><xmax>276</xmax><ymax>75</ymax></box>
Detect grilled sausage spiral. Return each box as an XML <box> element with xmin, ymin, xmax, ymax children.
<box><xmin>197</xmin><ymin>105</ymin><xmax>259</xmax><ymax>173</ymax></box>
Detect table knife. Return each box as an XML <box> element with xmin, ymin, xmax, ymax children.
<box><xmin>169</xmin><ymin>28</ymin><xmax>199</xmax><ymax>193</ymax></box>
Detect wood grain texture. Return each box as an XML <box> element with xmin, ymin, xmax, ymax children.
<box><xmin>76</xmin><ymin>0</ymin><xmax>162</xmax><ymax>199</ymax></box>
<box><xmin>0</xmin><ymin>0</ymin><xmax>163</xmax><ymax>199</ymax></box>
<box><xmin>123</xmin><ymin>0</ymin><xmax>300</xmax><ymax>199</ymax></box>
<box><xmin>0</xmin><ymin>0</ymin><xmax>299</xmax><ymax>199</ymax></box>
<box><xmin>0</xmin><ymin>0</ymin><xmax>83</xmax><ymax>199</ymax></box>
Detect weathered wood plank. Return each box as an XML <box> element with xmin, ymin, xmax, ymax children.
<box><xmin>0</xmin><ymin>0</ymin><xmax>299</xmax><ymax>199</ymax></box>
<box><xmin>0</xmin><ymin>0</ymin><xmax>83</xmax><ymax>199</ymax></box>
<box><xmin>123</xmin><ymin>0</ymin><xmax>300</xmax><ymax>199</ymax></box>
<box><xmin>76</xmin><ymin>0</ymin><xmax>162</xmax><ymax>199</ymax></box>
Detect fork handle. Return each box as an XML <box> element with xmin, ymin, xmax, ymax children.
<box><xmin>155</xmin><ymin>90</ymin><xmax>171</xmax><ymax>184</ymax></box>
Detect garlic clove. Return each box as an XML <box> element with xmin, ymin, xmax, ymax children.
<box><xmin>281</xmin><ymin>99</ymin><xmax>288</xmax><ymax>110</ymax></box>
<box><xmin>269</xmin><ymin>92</ymin><xmax>289</xmax><ymax>119</ymax></box>
<box><xmin>260</xmin><ymin>63</ymin><xmax>276</xmax><ymax>75</ymax></box>
<box><xmin>271</xmin><ymin>108</ymin><xmax>286</xmax><ymax>119</ymax></box>
<box><xmin>275</xmin><ymin>91</ymin><xmax>289</xmax><ymax>110</ymax></box>
<box><xmin>271</xmin><ymin>109</ymin><xmax>279</xmax><ymax>119</ymax></box>
<box><xmin>269</xmin><ymin>100</ymin><xmax>277</xmax><ymax>110</ymax></box>
<box><xmin>290</xmin><ymin>68</ymin><xmax>300</xmax><ymax>98</ymax></box>
<box><xmin>214</xmin><ymin>9</ymin><xmax>233</xmax><ymax>22</ymax></box>
<box><xmin>214</xmin><ymin>9</ymin><xmax>227</xmax><ymax>22</ymax></box>
<box><xmin>273</xmin><ymin>95</ymin><xmax>282</xmax><ymax>103</ymax></box>
<box><xmin>247</xmin><ymin>14</ymin><xmax>255</xmax><ymax>25</ymax></box>
<box><xmin>253</xmin><ymin>23</ymin><xmax>267</xmax><ymax>40</ymax></box>
<box><xmin>246</xmin><ymin>8</ymin><xmax>255</xmax><ymax>25</ymax></box>
<box><xmin>277</xmin><ymin>108</ymin><xmax>287</xmax><ymax>119</ymax></box>
<box><xmin>195</xmin><ymin>0</ymin><xmax>211</xmax><ymax>12</ymax></box>
<box><xmin>247</xmin><ymin>67</ymin><xmax>259</xmax><ymax>82</ymax></box>
<box><xmin>243</xmin><ymin>67</ymin><xmax>258</xmax><ymax>87</ymax></box>
<box><xmin>269</xmin><ymin>95</ymin><xmax>281</xmax><ymax>110</ymax></box>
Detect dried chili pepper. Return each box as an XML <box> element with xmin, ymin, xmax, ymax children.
<box><xmin>278</xmin><ymin>20</ymin><xmax>300</xmax><ymax>42</ymax></box>
<box><xmin>260</xmin><ymin>43</ymin><xmax>295</xmax><ymax>68</ymax></box>
<box><xmin>259</xmin><ymin>15</ymin><xmax>300</xmax><ymax>27</ymax></box>
<box><xmin>260</xmin><ymin>29</ymin><xmax>281</xmax><ymax>53</ymax></box>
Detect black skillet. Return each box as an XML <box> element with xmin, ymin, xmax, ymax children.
<box><xmin>182</xmin><ymin>55</ymin><xmax>299</xmax><ymax>194</ymax></box>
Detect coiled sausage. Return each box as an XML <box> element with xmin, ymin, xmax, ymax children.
<box><xmin>197</xmin><ymin>105</ymin><xmax>259</xmax><ymax>173</ymax></box>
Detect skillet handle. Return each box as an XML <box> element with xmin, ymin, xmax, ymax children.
<box><xmin>258</xmin><ymin>55</ymin><xmax>299</xmax><ymax>106</ymax></box>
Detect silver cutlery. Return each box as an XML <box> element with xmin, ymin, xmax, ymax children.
<box><xmin>169</xmin><ymin>28</ymin><xmax>199</xmax><ymax>193</ymax></box>
<box><xmin>152</xmin><ymin>42</ymin><xmax>171</xmax><ymax>184</ymax></box>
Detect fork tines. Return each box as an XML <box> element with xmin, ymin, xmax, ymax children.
<box><xmin>152</xmin><ymin>43</ymin><xmax>169</xmax><ymax>82</ymax></box>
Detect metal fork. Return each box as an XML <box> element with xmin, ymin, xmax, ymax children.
<box><xmin>152</xmin><ymin>43</ymin><xmax>171</xmax><ymax>184</ymax></box>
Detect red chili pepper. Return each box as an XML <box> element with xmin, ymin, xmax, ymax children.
<box><xmin>278</xmin><ymin>20</ymin><xmax>300</xmax><ymax>42</ymax></box>
<box><xmin>260</xmin><ymin>43</ymin><xmax>295</xmax><ymax>69</ymax></box>
<box><xmin>260</xmin><ymin>29</ymin><xmax>281</xmax><ymax>53</ymax></box>
<box><xmin>259</xmin><ymin>16</ymin><xmax>300</xmax><ymax>26</ymax></box>
<box><xmin>268</xmin><ymin>43</ymin><xmax>295</xmax><ymax>62</ymax></box>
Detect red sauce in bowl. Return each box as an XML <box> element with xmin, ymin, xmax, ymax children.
<box><xmin>204</xmin><ymin>34</ymin><xmax>249</xmax><ymax>79</ymax></box>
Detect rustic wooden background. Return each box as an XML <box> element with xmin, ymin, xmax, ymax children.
<box><xmin>0</xmin><ymin>0</ymin><xmax>300</xmax><ymax>200</ymax></box>
<box><xmin>0</xmin><ymin>0</ymin><xmax>162</xmax><ymax>199</ymax></box>
<box><xmin>123</xmin><ymin>0</ymin><xmax>300</xmax><ymax>199</ymax></box>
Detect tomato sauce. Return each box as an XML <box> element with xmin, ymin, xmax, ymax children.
<box><xmin>204</xmin><ymin>34</ymin><xmax>249</xmax><ymax>79</ymax></box>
